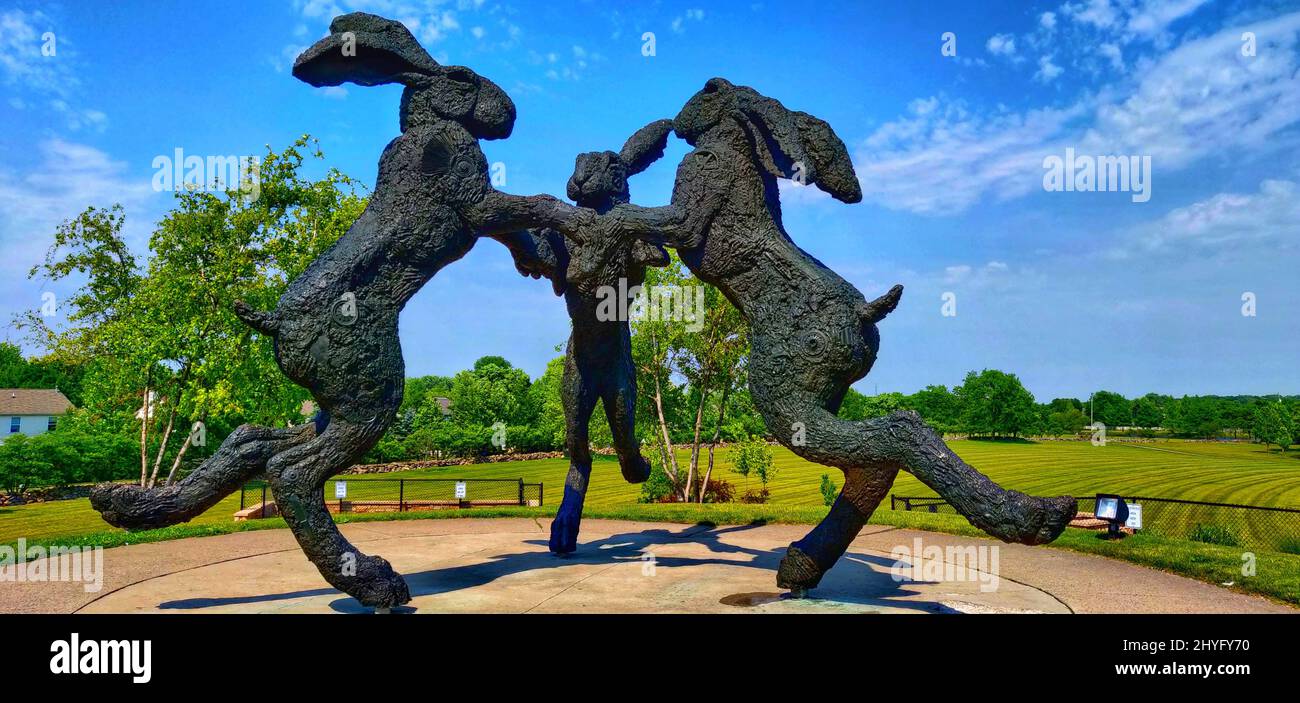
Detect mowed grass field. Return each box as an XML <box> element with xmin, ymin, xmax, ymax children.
<box><xmin>2</xmin><ymin>438</ymin><xmax>1298</xmax><ymax>547</ymax></box>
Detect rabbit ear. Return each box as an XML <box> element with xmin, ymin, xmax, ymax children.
<box><xmin>293</xmin><ymin>12</ymin><xmax>441</xmax><ymax>88</ymax></box>
<box><xmin>735</xmin><ymin>87</ymin><xmax>862</xmax><ymax>203</ymax></box>
<box><xmin>618</xmin><ymin>119</ymin><xmax>674</xmax><ymax>176</ymax></box>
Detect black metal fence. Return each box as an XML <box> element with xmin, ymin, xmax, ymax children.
<box><xmin>890</xmin><ymin>494</ymin><xmax>1300</xmax><ymax>555</ymax></box>
<box><xmin>238</xmin><ymin>478</ymin><xmax>543</xmax><ymax>518</ymax></box>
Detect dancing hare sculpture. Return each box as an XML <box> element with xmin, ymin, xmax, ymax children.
<box><xmin>92</xmin><ymin>13</ymin><xmax>590</xmax><ymax>607</ymax></box>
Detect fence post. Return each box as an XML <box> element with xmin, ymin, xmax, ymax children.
<box><xmin>518</xmin><ymin>478</ymin><xmax>524</xmax><ymax>506</ymax></box>
<box><xmin>889</xmin><ymin>495</ymin><xmax>895</xmax><ymax>511</ymax></box>
<box><xmin>261</xmin><ymin>484</ymin><xmax>267</xmax><ymax>519</ymax></box>
<box><xmin>240</xmin><ymin>485</ymin><xmax>246</xmax><ymax>512</ymax></box>
<box><xmin>399</xmin><ymin>479</ymin><xmax>405</xmax><ymax>513</ymax></box>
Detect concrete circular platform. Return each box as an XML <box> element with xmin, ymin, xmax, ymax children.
<box><xmin>4</xmin><ymin>518</ymin><xmax>1293</xmax><ymax>614</ymax></box>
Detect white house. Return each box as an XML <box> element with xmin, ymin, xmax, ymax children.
<box><xmin>0</xmin><ymin>389</ymin><xmax>74</xmax><ymax>438</ymax></box>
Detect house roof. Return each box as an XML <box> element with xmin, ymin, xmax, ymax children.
<box><xmin>0</xmin><ymin>389</ymin><xmax>74</xmax><ymax>416</ymax></box>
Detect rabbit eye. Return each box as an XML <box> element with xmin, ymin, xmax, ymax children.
<box><xmin>444</xmin><ymin>68</ymin><xmax>477</xmax><ymax>86</ymax></box>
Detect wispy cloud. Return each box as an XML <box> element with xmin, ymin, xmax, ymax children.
<box><xmin>855</xmin><ymin>12</ymin><xmax>1300</xmax><ymax>215</ymax></box>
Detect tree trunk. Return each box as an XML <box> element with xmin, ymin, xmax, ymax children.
<box><xmin>651</xmin><ymin>372</ymin><xmax>681</xmax><ymax>487</ymax></box>
<box><xmin>148</xmin><ymin>366</ymin><xmax>191</xmax><ymax>487</ymax></box>
<box><xmin>699</xmin><ymin>385</ymin><xmax>730</xmax><ymax>503</ymax></box>
<box><xmin>147</xmin><ymin>398</ymin><xmax>178</xmax><ymax>488</ymax></box>
<box><xmin>138</xmin><ymin>378</ymin><xmax>151</xmax><ymax>487</ymax></box>
<box><xmin>685</xmin><ymin>384</ymin><xmax>709</xmax><ymax>502</ymax></box>
<box><xmin>163</xmin><ymin>418</ymin><xmax>201</xmax><ymax>487</ymax></box>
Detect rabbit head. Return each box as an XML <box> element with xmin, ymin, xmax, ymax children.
<box><xmin>674</xmin><ymin>77</ymin><xmax>862</xmax><ymax>203</ymax></box>
<box><xmin>293</xmin><ymin>13</ymin><xmax>515</xmax><ymax>139</ymax></box>
<box><xmin>566</xmin><ymin>119</ymin><xmax>674</xmax><ymax>210</ymax></box>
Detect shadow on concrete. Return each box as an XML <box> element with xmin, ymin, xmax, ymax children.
<box><xmin>153</xmin><ymin>523</ymin><xmax>959</xmax><ymax>614</ymax></box>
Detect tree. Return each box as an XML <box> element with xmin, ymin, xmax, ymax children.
<box><xmin>1045</xmin><ymin>407</ymin><xmax>1088</xmax><ymax>438</ymax></box>
<box><xmin>730</xmin><ymin>436</ymin><xmax>776</xmax><ymax>502</ymax></box>
<box><xmin>955</xmin><ymin>369</ymin><xmax>1038</xmax><ymax>438</ymax></box>
<box><xmin>1166</xmin><ymin>396</ymin><xmax>1224</xmax><ymax>438</ymax></box>
<box><xmin>1131</xmin><ymin>395</ymin><xmax>1165</xmax><ymax>429</ymax></box>
<box><xmin>448</xmin><ymin>356</ymin><xmax>535</xmax><ymax>430</ymax></box>
<box><xmin>907</xmin><ymin>385</ymin><xmax>960</xmax><ymax>433</ymax></box>
<box><xmin>1252</xmin><ymin>402</ymin><xmax>1293</xmax><ymax>451</ymax></box>
<box><xmin>20</xmin><ymin>137</ymin><xmax>366</xmax><ymax>486</ymax></box>
<box><xmin>631</xmin><ymin>253</ymin><xmax>749</xmax><ymax>503</ymax></box>
<box><xmin>839</xmin><ymin>390</ymin><xmax>905</xmax><ymax>420</ymax></box>
<box><xmin>1089</xmin><ymin>391</ymin><xmax>1132</xmax><ymax>428</ymax></box>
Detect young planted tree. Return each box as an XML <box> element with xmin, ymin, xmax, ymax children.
<box><xmin>631</xmin><ymin>254</ymin><xmax>749</xmax><ymax>503</ymax></box>
<box><xmin>20</xmin><ymin>137</ymin><xmax>366</xmax><ymax>486</ymax></box>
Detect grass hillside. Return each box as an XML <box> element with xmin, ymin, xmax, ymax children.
<box><xmin>3</xmin><ymin>438</ymin><xmax>1296</xmax><ymax>546</ymax></box>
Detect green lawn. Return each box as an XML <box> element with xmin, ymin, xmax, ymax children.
<box><xmin>3</xmin><ymin>438</ymin><xmax>1298</xmax><ymax>547</ymax></box>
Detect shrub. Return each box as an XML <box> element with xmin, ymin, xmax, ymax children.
<box><xmin>0</xmin><ymin>434</ymin><xmax>55</xmax><ymax>492</ymax></box>
<box><xmin>739</xmin><ymin>488</ymin><xmax>770</xmax><ymax>504</ymax></box>
<box><xmin>1188</xmin><ymin>524</ymin><xmax>1240</xmax><ymax>547</ymax></box>
<box><xmin>819</xmin><ymin>473</ymin><xmax>838</xmax><ymax>506</ymax></box>
<box><xmin>1277</xmin><ymin>538</ymin><xmax>1300</xmax><ymax>556</ymax></box>
<box><xmin>700</xmin><ymin>478</ymin><xmax>735</xmax><ymax>504</ymax></box>
<box><xmin>637</xmin><ymin>456</ymin><xmax>676</xmax><ymax>503</ymax></box>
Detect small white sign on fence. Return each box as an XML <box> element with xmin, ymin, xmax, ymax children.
<box><xmin>1125</xmin><ymin>503</ymin><xmax>1142</xmax><ymax>530</ymax></box>
<box><xmin>455</xmin><ymin>481</ymin><xmax>467</xmax><ymax>499</ymax></box>
<box><xmin>334</xmin><ymin>481</ymin><xmax>347</xmax><ymax>499</ymax></box>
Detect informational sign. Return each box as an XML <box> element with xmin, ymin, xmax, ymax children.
<box><xmin>334</xmin><ymin>481</ymin><xmax>347</xmax><ymax>499</ymax></box>
<box><xmin>455</xmin><ymin>481</ymin><xmax>467</xmax><ymax>499</ymax></box>
<box><xmin>1125</xmin><ymin>503</ymin><xmax>1143</xmax><ymax>530</ymax></box>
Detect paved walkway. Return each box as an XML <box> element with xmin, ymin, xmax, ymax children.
<box><xmin>1</xmin><ymin>518</ymin><xmax>1293</xmax><ymax>614</ymax></box>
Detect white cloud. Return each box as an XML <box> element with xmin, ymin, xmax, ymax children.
<box><xmin>1062</xmin><ymin>0</ymin><xmax>1119</xmax><ymax>30</ymax></box>
<box><xmin>986</xmin><ymin>33</ymin><xmax>1017</xmax><ymax>56</ymax></box>
<box><xmin>0</xmin><ymin>8</ymin><xmax>109</xmax><ymax>131</ymax></box>
<box><xmin>1097</xmin><ymin>42</ymin><xmax>1124</xmax><ymax>70</ymax></box>
<box><xmin>1040</xmin><ymin>12</ymin><xmax>1057</xmax><ymax>30</ymax></box>
<box><xmin>672</xmin><ymin>8</ymin><xmax>706</xmax><ymax>34</ymax></box>
<box><xmin>1034</xmin><ymin>55</ymin><xmax>1063</xmax><ymax>82</ymax></box>
<box><xmin>1117</xmin><ymin>179</ymin><xmax>1300</xmax><ymax>256</ymax></box>
<box><xmin>854</xmin><ymin>12</ymin><xmax>1300</xmax><ymax>215</ymax></box>
<box><xmin>0</xmin><ymin>140</ymin><xmax>160</xmax><ymax>318</ymax></box>
<box><xmin>1125</xmin><ymin>0</ymin><xmax>1211</xmax><ymax>39</ymax></box>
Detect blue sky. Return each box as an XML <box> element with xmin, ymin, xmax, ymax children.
<box><xmin>1</xmin><ymin>0</ymin><xmax>1297</xmax><ymax>400</ymax></box>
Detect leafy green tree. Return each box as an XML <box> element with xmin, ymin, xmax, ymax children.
<box><xmin>839</xmin><ymin>390</ymin><xmax>905</xmax><ymax>420</ymax></box>
<box><xmin>527</xmin><ymin>357</ymin><xmax>567</xmax><ymax>450</ymax></box>
<box><xmin>1131</xmin><ymin>395</ymin><xmax>1165</xmax><ymax>429</ymax></box>
<box><xmin>449</xmin><ymin>356</ymin><xmax>534</xmax><ymax>429</ymax></box>
<box><xmin>907</xmin><ymin>385</ymin><xmax>960</xmax><ymax>433</ymax></box>
<box><xmin>1166</xmin><ymin>396</ymin><xmax>1224</xmax><ymax>438</ymax></box>
<box><xmin>631</xmin><ymin>253</ymin><xmax>749</xmax><ymax>502</ymax></box>
<box><xmin>20</xmin><ymin>137</ymin><xmax>365</xmax><ymax>486</ymax></box>
<box><xmin>1089</xmin><ymin>391</ymin><xmax>1132</xmax><ymax>428</ymax></box>
<box><xmin>955</xmin><ymin>369</ymin><xmax>1038</xmax><ymax>438</ymax></box>
<box><xmin>1045</xmin><ymin>407</ymin><xmax>1088</xmax><ymax>438</ymax></box>
<box><xmin>730</xmin><ymin>436</ymin><xmax>776</xmax><ymax>502</ymax></box>
<box><xmin>1252</xmin><ymin>402</ymin><xmax>1293</xmax><ymax>451</ymax></box>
